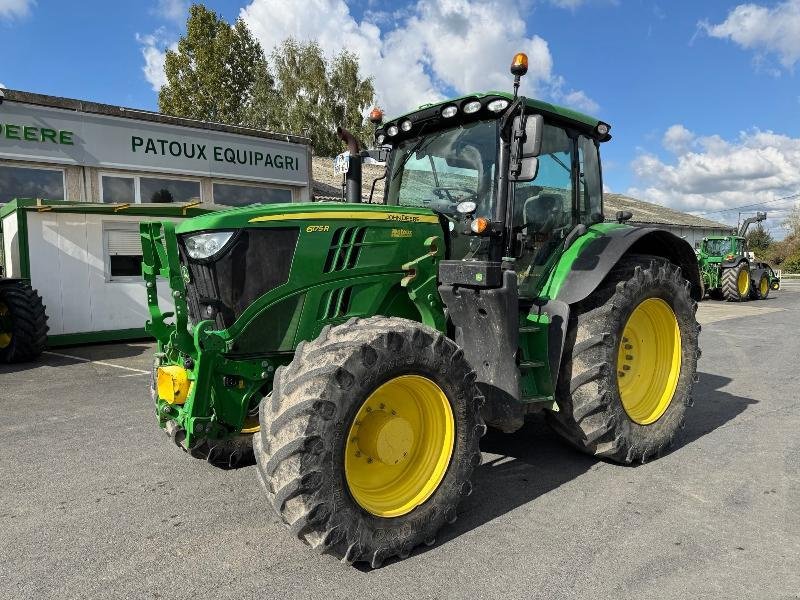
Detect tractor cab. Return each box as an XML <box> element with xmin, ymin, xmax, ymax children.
<box><xmin>699</xmin><ymin>235</ymin><xmax>745</xmax><ymax>265</ymax></box>
<box><xmin>377</xmin><ymin>92</ymin><xmax>607</xmax><ymax>300</ymax></box>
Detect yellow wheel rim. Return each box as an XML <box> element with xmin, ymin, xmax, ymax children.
<box><xmin>617</xmin><ymin>298</ymin><xmax>682</xmax><ymax>425</ymax></box>
<box><xmin>737</xmin><ymin>269</ymin><xmax>749</xmax><ymax>296</ymax></box>
<box><xmin>241</xmin><ymin>414</ymin><xmax>260</xmax><ymax>434</ymax></box>
<box><xmin>759</xmin><ymin>277</ymin><xmax>768</xmax><ymax>297</ymax></box>
<box><xmin>344</xmin><ymin>375</ymin><xmax>454</xmax><ymax>517</ymax></box>
<box><xmin>0</xmin><ymin>302</ymin><xmax>12</xmax><ymax>350</ymax></box>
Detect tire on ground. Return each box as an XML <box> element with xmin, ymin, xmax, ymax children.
<box><xmin>255</xmin><ymin>316</ymin><xmax>483</xmax><ymax>567</ymax></box>
<box><xmin>0</xmin><ymin>281</ymin><xmax>48</xmax><ymax>363</ymax></box>
<box><xmin>721</xmin><ymin>262</ymin><xmax>750</xmax><ymax>302</ymax></box>
<box><xmin>546</xmin><ymin>255</ymin><xmax>700</xmax><ymax>464</ymax></box>
<box><xmin>751</xmin><ymin>273</ymin><xmax>769</xmax><ymax>300</ymax></box>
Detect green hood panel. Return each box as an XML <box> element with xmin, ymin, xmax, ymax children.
<box><xmin>175</xmin><ymin>202</ymin><xmax>441</xmax><ymax>234</ymax></box>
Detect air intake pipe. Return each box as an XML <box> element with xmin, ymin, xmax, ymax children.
<box><xmin>336</xmin><ymin>127</ymin><xmax>362</xmax><ymax>203</ymax></box>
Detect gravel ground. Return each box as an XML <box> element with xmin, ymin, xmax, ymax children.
<box><xmin>1</xmin><ymin>282</ymin><xmax>798</xmax><ymax>600</ymax></box>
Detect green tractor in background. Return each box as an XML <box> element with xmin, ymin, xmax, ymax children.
<box><xmin>142</xmin><ymin>54</ymin><xmax>702</xmax><ymax>567</ymax></box>
<box><xmin>697</xmin><ymin>212</ymin><xmax>772</xmax><ymax>301</ymax></box>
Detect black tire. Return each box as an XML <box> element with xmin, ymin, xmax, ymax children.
<box><xmin>752</xmin><ymin>274</ymin><xmax>769</xmax><ymax>300</ymax></box>
<box><xmin>546</xmin><ymin>255</ymin><xmax>700</xmax><ymax>464</ymax></box>
<box><xmin>150</xmin><ymin>357</ymin><xmax>256</xmax><ymax>469</ymax></box>
<box><xmin>721</xmin><ymin>262</ymin><xmax>749</xmax><ymax>302</ymax></box>
<box><xmin>0</xmin><ymin>281</ymin><xmax>48</xmax><ymax>363</ymax></box>
<box><xmin>255</xmin><ymin>316</ymin><xmax>483</xmax><ymax>567</ymax></box>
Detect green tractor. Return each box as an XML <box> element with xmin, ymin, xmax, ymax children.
<box><xmin>697</xmin><ymin>212</ymin><xmax>771</xmax><ymax>301</ymax></box>
<box><xmin>0</xmin><ymin>275</ymin><xmax>48</xmax><ymax>363</ymax></box>
<box><xmin>142</xmin><ymin>54</ymin><xmax>702</xmax><ymax>566</ymax></box>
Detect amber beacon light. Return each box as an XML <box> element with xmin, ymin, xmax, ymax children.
<box><xmin>510</xmin><ymin>53</ymin><xmax>528</xmax><ymax>76</ymax></box>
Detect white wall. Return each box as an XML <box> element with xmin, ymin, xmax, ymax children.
<box><xmin>1</xmin><ymin>212</ymin><xmax>20</xmax><ymax>277</ymax></box>
<box><xmin>26</xmin><ymin>211</ymin><xmax>176</xmax><ymax>335</ymax></box>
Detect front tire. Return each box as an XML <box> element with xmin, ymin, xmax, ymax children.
<box><xmin>751</xmin><ymin>273</ymin><xmax>769</xmax><ymax>300</ymax></box>
<box><xmin>255</xmin><ymin>316</ymin><xmax>483</xmax><ymax>567</ymax></box>
<box><xmin>547</xmin><ymin>255</ymin><xmax>700</xmax><ymax>464</ymax></box>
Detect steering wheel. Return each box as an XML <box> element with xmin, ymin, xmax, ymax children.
<box><xmin>431</xmin><ymin>187</ymin><xmax>478</xmax><ymax>204</ymax></box>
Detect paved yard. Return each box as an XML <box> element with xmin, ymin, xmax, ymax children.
<box><xmin>1</xmin><ymin>283</ymin><xmax>798</xmax><ymax>599</ymax></box>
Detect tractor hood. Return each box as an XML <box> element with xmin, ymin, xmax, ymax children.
<box><xmin>175</xmin><ymin>202</ymin><xmax>441</xmax><ymax>234</ymax></box>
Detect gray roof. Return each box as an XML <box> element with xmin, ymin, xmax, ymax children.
<box><xmin>312</xmin><ymin>158</ymin><xmax>732</xmax><ymax>231</ymax></box>
<box><xmin>2</xmin><ymin>89</ymin><xmax>311</xmax><ymax>146</ymax></box>
<box><xmin>603</xmin><ymin>193</ymin><xmax>731</xmax><ymax>230</ymax></box>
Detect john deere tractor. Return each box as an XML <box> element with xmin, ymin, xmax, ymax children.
<box><xmin>697</xmin><ymin>212</ymin><xmax>771</xmax><ymax>301</ymax></box>
<box><xmin>142</xmin><ymin>54</ymin><xmax>701</xmax><ymax>566</ymax></box>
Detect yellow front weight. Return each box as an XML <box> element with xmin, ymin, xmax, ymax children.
<box><xmin>157</xmin><ymin>365</ymin><xmax>191</xmax><ymax>405</ymax></box>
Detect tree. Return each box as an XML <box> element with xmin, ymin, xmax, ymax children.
<box><xmin>746</xmin><ymin>224</ymin><xmax>774</xmax><ymax>257</ymax></box>
<box><xmin>784</xmin><ymin>203</ymin><xmax>800</xmax><ymax>238</ymax></box>
<box><xmin>159</xmin><ymin>5</ymin><xmax>267</xmax><ymax>125</ymax></box>
<box><xmin>247</xmin><ymin>39</ymin><xmax>375</xmax><ymax>156</ymax></box>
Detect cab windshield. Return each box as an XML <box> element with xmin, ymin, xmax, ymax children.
<box><xmin>385</xmin><ymin>119</ymin><xmax>498</xmax><ymax>219</ymax></box>
<box><xmin>704</xmin><ymin>238</ymin><xmax>731</xmax><ymax>256</ymax></box>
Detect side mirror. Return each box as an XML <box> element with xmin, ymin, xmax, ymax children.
<box><xmin>510</xmin><ymin>113</ymin><xmax>543</xmax><ymax>183</ymax></box>
<box><xmin>616</xmin><ymin>210</ymin><xmax>633</xmax><ymax>223</ymax></box>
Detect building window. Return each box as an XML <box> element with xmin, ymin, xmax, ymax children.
<box><xmin>0</xmin><ymin>164</ymin><xmax>65</xmax><ymax>203</ymax></box>
<box><xmin>104</xmin><ymin>223</ymin><xmax>143</xmax><ymax>281</ymax></box>
<box><xmin>140</xmin><ymin>177</ymin><xmax>200</xmax><ymax>204</ymax></box>
<box><xmin>100</xmin><ymin>175</ymin><xmax>136</xmax><ymax>203</ymax></box>
<box><xmin>212</xmin><ymin>182</ymin><xmax>292</xmax><ymax>207</ymax></box>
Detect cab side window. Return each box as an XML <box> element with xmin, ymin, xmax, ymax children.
<box><xmin>578</xmin><ymin>135</ymin><xmax>603</xmax><ymax>225</ymax></box>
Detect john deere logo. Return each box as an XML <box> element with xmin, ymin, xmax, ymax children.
<box><xmin>475</xmin><ymin>273</ymin><xmax>484</xmax><ymax>282</ymax></box>
<box><xmin>181</xmin><ymin>264</ymin><xmax>191</xmax><ymax>285</ymax></box>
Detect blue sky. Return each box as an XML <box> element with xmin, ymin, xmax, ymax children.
<box><xmin>2</xmin><ymin>0</ymin><xmax>799</xmax><ymax>234</ymax></box>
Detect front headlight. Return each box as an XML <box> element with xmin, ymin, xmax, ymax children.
<box><xmin>184</xmin><ymin>231</ymin><xmax>235</xmax><ymax>260</ymax></box>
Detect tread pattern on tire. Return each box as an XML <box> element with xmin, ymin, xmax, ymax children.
<box><xmin>0</xmin><ymin>282</ymin><xmax>48</xmax><ymax>363</ymax></box>
<box><xmin>254</xmin><ymin>316</ymin><xmax>484</xmax><ymax>567</ymax></box>
<box><xmin>547</xmin><ymin>255</ymin><xmax>700</xmax><ymax>464</ymax></box>
<box><xmin>721</xmin><ymin>263</ymin><xmax>748</xmax><ymax>302</ymax></box>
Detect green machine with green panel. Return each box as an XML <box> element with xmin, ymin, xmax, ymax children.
<box><xmin>142</xmin><ymin>53</ymin><xmax>702</xmax><ymax>566</ymax></box>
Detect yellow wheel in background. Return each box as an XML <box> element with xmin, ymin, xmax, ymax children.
<box><xmin>344</xmin><ymin>375</ymin><xmax>454</xmax><ymax>518</ymax></box>
<box><xmin>737</xmin><ymin>269</ymin><xmax>750</xmax><ymax>296</ymax></box>
<box><xmin>759</xmin><ymin>276</ymin><xmax>769</xmax><ymax>298</ymax></box>
<box><xmin>617</xmin><ymin>298</ymin><xmax>682</xmax><ymax>425</ymax></box>
<box><xmin>0</xmin><ymin>301</ymin><xmax>11</xmax><ymax>350</ymax></box>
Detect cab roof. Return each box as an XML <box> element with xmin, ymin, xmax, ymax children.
<box><xmin>386</xmin><ymin>91</ymin><xmax>605</xmax><ymax>135</ymax></box>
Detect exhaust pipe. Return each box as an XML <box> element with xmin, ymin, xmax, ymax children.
<box><xmin>336</xmin><ymin>127</ymin><xmax>362</xmax><ymax>204</ymax></box>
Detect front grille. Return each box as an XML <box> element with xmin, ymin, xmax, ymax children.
<box><xmin>180</xmin><ymin>227</ymin><xmax>299</xmax><ymax>329</ymax></box>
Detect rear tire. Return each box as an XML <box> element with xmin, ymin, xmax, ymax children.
<box><xmin>255</xmin><ymin>316</ymin><xmax>483</xmax><ymax>567</ymax></box>
<box><xmin>0</xmin><ymin>281</ymin><xmax>48</xmax><ymax>363</ymax></box>
<box><xmin>751</xmin><ymin>273</ymin><xmax>769</xmax><ymax>300</ymax></box>
<box><xmin>721</xmin><ymin>262</ymin><xmax>750</xmax><ymax>302</ymax></box>
<box><xmin>546</xmin><ymin>255</ymin><xmax>700</xmax><ymax>464</ymax></box>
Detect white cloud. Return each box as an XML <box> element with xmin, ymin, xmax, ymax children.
<box><xmin>628</xmin><ymin>126</ymin><xmax>800</xmax><ymax>226</ymax></box>
<box><xmin>239</xmin><ymin>0</ymin><xmax>597</xmax><ymax>116</ymax></box>
<box><xmin>153</xmin><ymin>0</ymin><xmax>187</xmax><ymax>24</ymax></box>
<box><xmin>702</xmin><ymin>1</ymin><xmax>800</xmax><ymax>70</ymax></box>
<box><xmin>0</xmin><ymin>82</ymin><xmax>6</xmax><ymax>89</ymax></box>
<box><xmin>136</xmin><ymin>29</ymin><xmax>177</xmax><ymax>91</ymax></box>
<box><xmin>563</xmin><ymin>90</ymin><xmax>600</xmax><ymax>113</ymax></box>
<box><xmin>662</xmin><ymin>124</ymin><xmax>695</xmax><ymax>155</ymax></box>
<box><xmin>0</xmin><ymin>0</ymin><xmax>35</xmax><ymax>20</ymax></box>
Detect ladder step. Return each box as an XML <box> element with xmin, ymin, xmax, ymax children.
<box><xmin>519</xmin><ymin>326</ymin><xmax>541</xmax><ymax>333</ymax></box>
<box><xmin>519</xmin><ymin>360</ymin><xmax>545</xmax><ymax>369</ymax></box>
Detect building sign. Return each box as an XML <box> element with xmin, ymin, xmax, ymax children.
<box><xmin>0</xmin><ymin>102</ymin><xmax>308</xmax><ymax>185</ymax></box>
